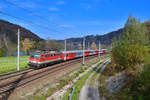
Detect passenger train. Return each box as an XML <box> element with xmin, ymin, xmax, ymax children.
<box><xmin>28</xmin><ymin>49</ymin><xmax>107</xmax><ymax>68</ymax></box>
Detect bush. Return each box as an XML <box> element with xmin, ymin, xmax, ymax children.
<box><xmin>117</xmin><ymin>64</ymin><xmax>150</xmax><ymax>100</ymax></box>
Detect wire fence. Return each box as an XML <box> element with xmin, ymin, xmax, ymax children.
<box><xmin>5</xmin><ymin>52</ymin><xmax>31</xmax><ymax>56</ymax></box>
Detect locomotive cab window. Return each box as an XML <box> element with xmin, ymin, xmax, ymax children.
<box><xmin>30</xmin><ymin>55</ymin><xmax>40</xmax><ymax>59</ymax></box>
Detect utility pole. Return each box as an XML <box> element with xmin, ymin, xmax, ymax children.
<box><xmin>64</xmin><ymin>39</ymin><xmax>67</xmax><ymax>51</ymax></box>
<box><xmin>83</xmin><ymin>37</ymin><xmax>85</xmax><ymax>65</ymax></box>
<box><xmin>88</xmin><ymin>42</ymin><xmax>90</xmax><ymax>50</ymax></box>
<box><xmin>64</xmin><ymin>39</ymin><xmax>67</xmax><ymax>60</ymax></box>
<box><xmin>99</xmin><ymin>41</ymin><xmax>101</xmax><ymax>58</ymax></box>
<box><xmin>17</xmin><ymin>29</ymin><xmax>20</xmax><ymax>71</ymax></box>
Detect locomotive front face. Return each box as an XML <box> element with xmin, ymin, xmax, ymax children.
<box><xmin>28</xmin><ymin>55</ymin><xmax>41</xmax><ymax>67</ymax></box>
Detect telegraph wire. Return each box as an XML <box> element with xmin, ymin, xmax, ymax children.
<box><xmin>2</xmin><ymin>0</ymin><xmax>82</xmax><ymax>35</ymax></box>
<box><xmin>0</xmin><ymin>11</ymin><xmax>71</xmax><ymax>36</ymax></box>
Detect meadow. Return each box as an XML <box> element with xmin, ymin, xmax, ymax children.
<box><xmin>0</xmin><ymin>56</ymin><xmax>29</xmax><ymax>74</ymax></box>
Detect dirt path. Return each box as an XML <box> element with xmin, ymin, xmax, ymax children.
<box><xmin>79</xmin><ymin>59</ymin><xmax>111</xmax><ymax>100</ymax></box>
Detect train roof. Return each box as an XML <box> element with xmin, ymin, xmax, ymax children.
<box><xmin>30</xmin><ymin>50</ymin><xmax>59</xmax><ymax>55</ymax></box>
<box><xmin>30</xmin><ymin>49</ymin><xmax>107</xmax><ymax>55</ymax></box>
<box><xmin>61</xmin><ymin>50</ymin><xmax>97</xmax><ymax>53</ymax></box>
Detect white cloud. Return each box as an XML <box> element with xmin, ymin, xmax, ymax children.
<box><xmin>49</xmin><ymin>7</ymin><xmax>59</xmax><ymax>11</ymax></box>
<box><xmin>56</xmin><ymin>1</ymin><xmax>66</xmax><ymax>5</ymax></box>
<box><xmin>59</xmin><ymin>24</ymin><xmax>74</xmax><ymax>28</ymax></box>
<box><xmin>19</xmin><ymin>1</ymin><xmax>38</xmax><ymax>8</ymax></box>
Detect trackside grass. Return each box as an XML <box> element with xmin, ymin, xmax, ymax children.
<box><xmin>62</xmin><ymin>69</ymin><xmax>93</xmax><ymax>100</ymax></box>
<box><xmin>0</xmin><ymin>56</ymin><xmax>29</xmax><ymax>74</ymax></box>
<box><xmin>62</xmin><ymin>59</ymin><xmax>106</xmax><ymax>100</ymax></box>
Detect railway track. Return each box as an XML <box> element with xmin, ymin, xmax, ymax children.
<box><xmin>0</xmin><ymin>55</ymin><xmax>99</xmax><ymax>100</ymax></box>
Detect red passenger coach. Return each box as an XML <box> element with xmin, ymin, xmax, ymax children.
<box><xmin>62</xmin><ymin>51</ymin><xmax>76</xmax><ymax>61</ymax></box>
<box><xmin>84</xmin><ymin>51</ymin><xmax>90</xmax><ymax>56</ymax></box>
<box><xmin>101</xmin><ymin>49</ymin><xmax>107</xmax><ymax>54</ymax></box>
<box><xmin>94</xmin><ymin>50</ymin><xmax>99</xmax><ymax>55</ymax></box>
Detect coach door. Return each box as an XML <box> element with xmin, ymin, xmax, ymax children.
<box><xmin>64</xmin><ymin>53</ymin><xmax>67</xmax><ymax>60</ymax></box>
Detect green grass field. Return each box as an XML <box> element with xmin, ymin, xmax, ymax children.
<box><xmin>0</xmin><ymin>56</ymin><xmax>29</xmax><ymax>74</ymax></box>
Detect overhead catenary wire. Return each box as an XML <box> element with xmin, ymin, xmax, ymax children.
<box><xmin>2</xmin><ymin>0</ymin><xmax>82</xmax><ymax>35</ymax></box>
<box><xmin>1</xmin><ymin>0</ymin><xmax>87</xmax><ymax>51</ymax></box>
<box><xmin>0</xmin><ymin>11</ymin><xmax>71</xmax><ymax>36</ymax></box>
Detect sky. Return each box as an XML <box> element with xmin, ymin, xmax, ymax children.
<box><xmin>0</xmin><ymin>0</ymin><xmax>150</xmax><ymax>40</ymax></box>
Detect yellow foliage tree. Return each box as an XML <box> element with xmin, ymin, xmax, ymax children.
<box><xmin>22</xmin><ymin>38</ymin><xmax>33</xmax><ymax>54</ymax></box>
<box><xmin>90</xmin><ymin>42</ymin><xmax>97</xmax><ymax>50</ymax></box>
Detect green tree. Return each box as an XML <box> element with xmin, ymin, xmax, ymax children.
<box><xmin>0</xmin><ymin>48</ymin><xmax>5</xmax><ymax>57</ymax></box>
<box><xmin>112</xmin><ymin>16</ymin><xmax>149</xmax><ymax>70</ymax></box>
<box><xmin>45</xmin><ymin>40</ymin><xmax>64</xmax><ymax>51</ymax></box>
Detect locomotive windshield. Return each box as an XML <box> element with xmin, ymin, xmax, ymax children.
<box><xmin>30</xmin><ymin>55</ymin><xmax>40</xmax><ymax>59</ymax></box>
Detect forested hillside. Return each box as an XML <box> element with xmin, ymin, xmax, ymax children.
<box><xmin>0</xmin><ymin>19</ymin><xmax>43</xmax><ymax>51</ymax></box>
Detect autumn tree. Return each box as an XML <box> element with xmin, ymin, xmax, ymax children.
<box><xmin>90</xmin><ymin>42</ymin><xmax>97</xmax><ymax>50</ymax></box>
<box><xmin>78</xmin><ymin>43</ymin><xmax>83</xmax><ymax>50</ymax></box>
<box><xmin>22</xmin><ymin>38</ymin><xmax>33</xmax><ymax>55</ymax></box>
<box><xmin>112</xmin><ymin>16</ymin><xmax>149</xmax><ymax>70</ymax></box>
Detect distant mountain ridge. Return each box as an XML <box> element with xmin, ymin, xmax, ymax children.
<box><xmin>57</xmin><ymin>29</ymin><xmax>123</xmax><ymax>49</ymax></box>
<box><xmin>58</xmin><ymin>20</ymin><xmax>150</xmax><ymax>49</ymax></box>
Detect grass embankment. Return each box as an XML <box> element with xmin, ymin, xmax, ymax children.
<box><xmin>62</xmin><ymin>70</ymin><xmax>93</xmax><ymax>100</ymax></box>
<box><xmin>99</xmin><ymin>55</ymin><xmax>150</xmax><ymax>100</ymax></box>
<box><xmin>26</xmin><ymin>56</ymin><xmax>108</xmax><ymax>100</ymax></box>
<box><xmin>0</xmin><ymin>56</ymin><xmax>29</xmax><ymax>74</ymax></box>
<box><xmin>89</xmin><ymin>66</ymin><xmax>102</xmax><ymax>86</ymax></box>
<box><xmin>62</xmin><ymin>58</ymin><xmax>107</xmax><ymax>100</ymax></box>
